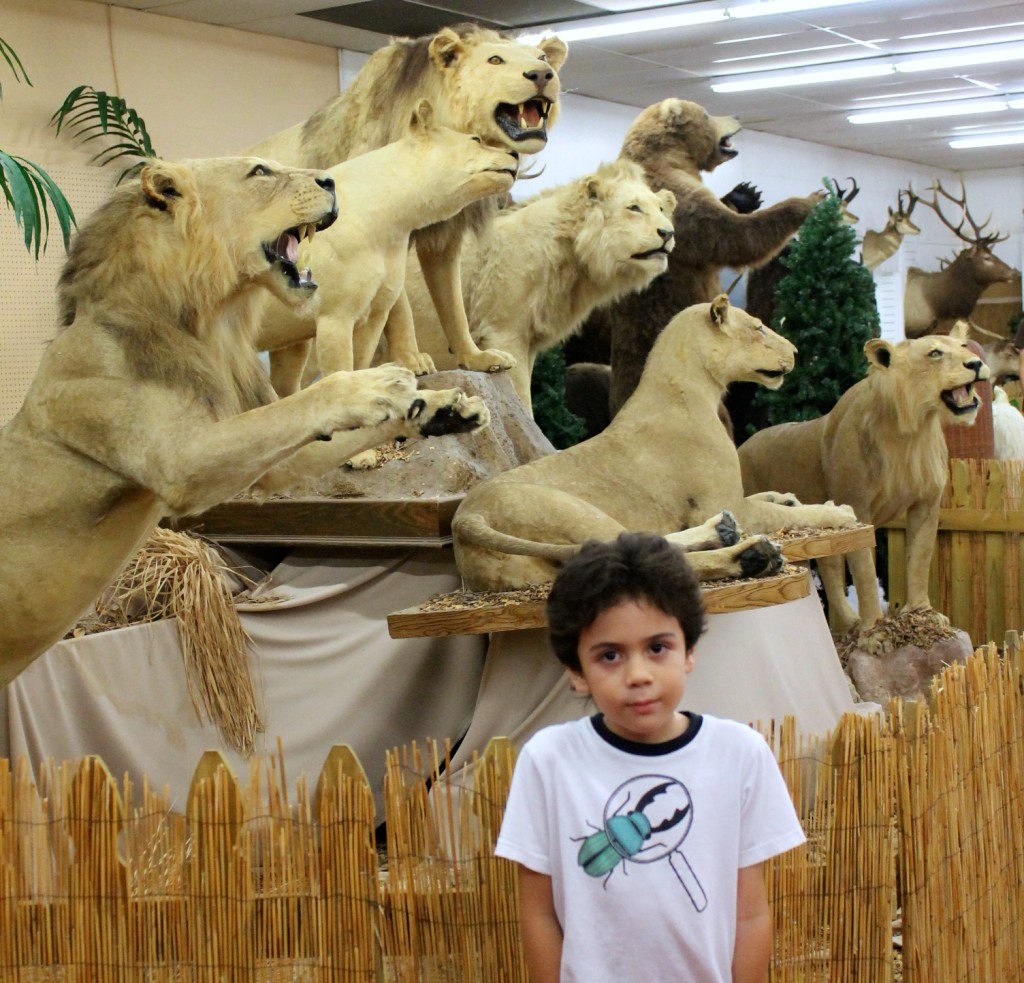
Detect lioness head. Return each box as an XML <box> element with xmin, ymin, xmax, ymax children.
<box><xmin>655</xmin><ymin>294</ymin><xmax>796</xmax><ymax>388</ymax></box>
<box><xmin>429</xmin><ymin>26</ymin><xmax>567</xmax><ymax>154</ymax></box>
<box><xmin>59</xmin><ymin>156</ymin><xmax>338</xmax><ymax>327</ymax></box>
<box><xmin>574</xmin><ymin>159</ymin><xmax>676</xmax><ymax>283</ymax></box>
<box><xmin>866</xmin><ymin>320</ymin><xmax>990</xmax><ymax>427</ymax></box>
<box><xmin>622</xmin><ymin>98</ymin><xmax>741</xmax><ymax>174</ymax></box>
<box><xmin>404</xmin><ymin>99</ymin><xmax>519</xmax><ymax>203</ymax></box>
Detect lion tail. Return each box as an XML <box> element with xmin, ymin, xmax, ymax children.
<box><xmin>452</xmin><ymin>513</ymin><xmax>580</xmax><ymax>561</ymax></box>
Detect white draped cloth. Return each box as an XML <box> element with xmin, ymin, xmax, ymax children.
<box><xmin>4</xmin><ymin>560</ymin><xmax>864</xmax><ymax>812</ymax></box>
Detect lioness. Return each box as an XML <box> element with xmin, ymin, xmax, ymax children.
<box><xmin>0</xmin><ymin>157</ymin><xmax>488</xmax><ymax>684</ymax></box>
<box><xmin>452</xmin><ymin>295</ymin><xmax>857</xmax><ymax>590</ymax></box>
<box><xmin>255</xmin><ymin>100</ymin><xmax>520</xmax><ymax>396</ymax></box>
<box><xmin>739</xmin><ymin>321</ymin><xmax>989</xmax><ymax>650</ymax></box>
<box><xmin>404</xmin><ymin>159</ymin><xmax>676</xmax><ymax>415</ymax></box>
<box><xmin>248</xmin><ymin>23</ymin><xmax>567</xmax><ymax>375</ymax></box>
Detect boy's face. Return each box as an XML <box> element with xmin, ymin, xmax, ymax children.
<box><xmin>568</xmin><ymin>596</ymin><xmax>694</xmax><ymax>745</ymax></box>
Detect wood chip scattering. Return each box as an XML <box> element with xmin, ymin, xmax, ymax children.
<box><xmin>836</xmin><ymin>609</ymin><xmax>960</xmax><ymax>665</ymax></box>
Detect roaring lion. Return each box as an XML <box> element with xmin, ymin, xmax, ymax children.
<box><xmin>452</xmin><ymin>295</ymin><xmax>857</xmax><ymax>590</ymax></box>
<box><xmin>247</xmin><ymin>23</ymin><xmax>568</xmax><ymax>375</ymax></box>
<box><xmin>403</xmin><ymin>158</ymin><xmax>676</xmax><ymax>415</ymax></box>
<box><xmin>0</xmin><ymin>156</ymin><xmax>489</xmax><ymax>684</ymax></box>
<box><xmin>254</xmin><ymin>100</ymin><xmax>520</xmax><ymax>396</ymax></box>
<box><xmin>739</xmin><ymin>320</ymin><xmax>989</xmax><ymax>651</ymax></box>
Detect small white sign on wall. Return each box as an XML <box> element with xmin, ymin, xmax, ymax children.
<box><xmin>873</xmin><ymin>270</ymin><xmax>905</xmax><ymax>342</ymax></box>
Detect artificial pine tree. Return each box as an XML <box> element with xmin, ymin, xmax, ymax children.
<box><xmin>530</xmin><ymin>346</ymin><xmax>587</xmax><ymax>449</ymax></box>
<box><xmin>751</xmin><ymin>181</ymin><xmax>880</xmax><ymax>426</ymax></box>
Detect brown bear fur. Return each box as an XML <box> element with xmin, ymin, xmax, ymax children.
<box><xmin>604</xmin><ymin>98</ymin><xmax>822</xmax><ymax>416</ymax></box>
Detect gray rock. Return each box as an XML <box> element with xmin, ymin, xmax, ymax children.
<box><xmin>847</xmin><ymin>630</ymin><xmax>974</xmax><ymax>703</ymax></box>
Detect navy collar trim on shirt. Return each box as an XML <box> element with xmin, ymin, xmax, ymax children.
<box><xmin>590</xmin><ymin>712</ymin><xmax>703</xmax><ymax>755</ymax></box>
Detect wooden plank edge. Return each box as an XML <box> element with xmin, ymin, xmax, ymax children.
<box><xmin>780</xmin><ymin>524</ymin><xmax>875</xmax><ymax>561</ymax></box>
<box><xmin>387</xmin><ymin>568</ymin><xmax>811</xmax><ymax>639</ymax></box>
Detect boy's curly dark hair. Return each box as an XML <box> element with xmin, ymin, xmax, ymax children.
<box><xmin>546</xmin><ymin>531</ymin><xmax>707</xmax><ymax>672</ymax></box>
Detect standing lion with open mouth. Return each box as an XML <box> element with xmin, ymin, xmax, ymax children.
<box><xmin>0</xmin><ymin>156</ymin><xmax>489</xmax><ymax>684</ymax></box>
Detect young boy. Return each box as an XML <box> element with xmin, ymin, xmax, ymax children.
<box><xmin>494</xmin><ymin>531</ymin><xmax>805</xmax><ymax>983</ymax></box>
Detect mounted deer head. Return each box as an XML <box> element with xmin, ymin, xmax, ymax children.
<box><xmin>903</xmin><ymin>179</ymin><xmax>1020</xmax><ymax>338</ymax></box>
<box><xmin>861</xmin><ymin>187</ymin><xmax>920</xmax><ymax>270</ymax></box>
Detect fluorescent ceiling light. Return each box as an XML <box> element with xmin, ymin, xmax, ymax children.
<box><xmin>529</xmin><ymin>0</ymin><xmax>880</xmax><ymax>44</ymax></box>
<box><xmin>896</xmin><ymin>41</ymin><xmax>1024</xmax><ymax>73</ymax></box>
<box><xmin>535</xmin><ymin>8</ymin><xmax>725</xmax><ymax>43</ymax></box>
<box><xmin>711</xmin><ymin>39</ymin><xmax>1024</xmax><ymax>93</ymax></box>
<box><xmin>729</xmin><ymin>0</ymin><xmax>879</xmax><ymax>17</ymax></box>
<box><xmin>848</xmin><ymin>99</ymin><xmax>1010</xmax><ymax>124</ymax></box>
<box><xmin>713</xmin><ymin>61</ymin><xmax>893</xmax><ymax>91</ymax></box>
<box><xmin>950</xmin><ymin>132</ymin><xmax>1024</xmax><ymax>148</ymax></box>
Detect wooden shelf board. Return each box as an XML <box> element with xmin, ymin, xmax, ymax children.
<box><xmin>779</xmin><ymin>524</ymin><xmax>875</xmax><ymax>560</ymax></box>
<box><xmin>387</xmin><ymin>567</ymin><xmax>811</xmax><ymax>639</ymax></box>
<box><xmin>170</xmin><ymin>495</ymin><xmax>463</xmax><ymax>547</ymax></box>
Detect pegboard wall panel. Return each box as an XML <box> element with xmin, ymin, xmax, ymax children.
<box><xmin>0</xmin><ymin>165</ymin><xmax>115</xmax><ymax>426</ymax></box>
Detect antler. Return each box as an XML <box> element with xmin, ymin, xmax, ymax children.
<box><xmin>897</xmin><ymin>187</ymin><xmax>916</xmax><ymax>218</ymax></box>
<box><xmin>916</xmin><ymin>178</ymin><xmax>1009</xmax><ymax>247</ymax></box>
<box><xmin>829</xmin><ymin>176</ymin><xmax>859</xmax><ymax>203</ymax></box>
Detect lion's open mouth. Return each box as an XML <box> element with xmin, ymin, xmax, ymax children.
<box><xmin>495</xmin><ymin>98</ymin><xmax>552</xmax><ymax>142</ymax></box>
<box><xmin>942</xmin><ymin>383</ymin><xmax>980</xmax><ymax>415</ymax></box>
<box><xmin>263</xmin><ymin>208</ymin><xmax>337</xmax><ymax>290</ymax></box>
<box><xmin>757</xmin><ymin>368</ymin><xmax>787</xmax><ymax>381</ymax></box>
<box><xmin>632</xmin><ymin>242</ymin><xmax>673</xmax><ymax>260</ymax></box>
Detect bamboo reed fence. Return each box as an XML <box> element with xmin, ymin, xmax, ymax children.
<box><xmin>0</xmin><ymin>642</ymin><xmax>1022</xmax><ymax>981</ymax></box>
<box><xmin>884</xmin><ymin>458</ymin><xmax>1024</xmax><ymax>646</ymax></box>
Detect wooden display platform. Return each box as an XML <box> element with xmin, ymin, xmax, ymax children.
<box><xmin>388</xmin><ymin>566</ymin><xmax>813</xmax><ymax>639</ymax></box>
<box><xmin>386</xmin><ymin>524</ymin><xmax>875</xmax><ymax>639</ymax></box>
<box><xmin>172</xmin><ymin>496</ymin><xmax>462</xmax><ymax>548</ymax></box>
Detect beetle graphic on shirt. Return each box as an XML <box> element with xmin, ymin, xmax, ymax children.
<box><xmin>572</xmin><ymin>774</ymin><xmax>707</xmax><ymax>911</ymax></box>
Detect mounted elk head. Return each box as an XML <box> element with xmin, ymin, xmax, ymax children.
<box><xmin>828</xmin><ymin>175</ymin><xmax>860</xmax><ymax>224</ymax></box>
<box><xmin>903</xmin><ymin>179</ymin><xmax>1020</xmax><ymax>338</ymax></box>
<box><xmin>861</xmin><ymin>188</ymin><xmax>920</xmax><ymax>270</ymax></box>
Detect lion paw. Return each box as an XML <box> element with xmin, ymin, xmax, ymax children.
<box><xmin>819</xmin><ymin>501</ymin><xmax>858</xmax><ymax>527</ymax></box>
<box><xmin>735</xmin><ymin>536</ymin><xmax>784</xmax><ymax>578</ymax></box>
<box><xmin>392</xmin><ymin>349</ymin><xmax>437</xmax><ymax>376</ymax></box>
<box><xmin>759</xmin><ymin>490</ymin><xmax>802</xmax><ymax>507</ymax></box>
<box><xmin>456</xmin><ymin>348</ymin><xmax>517</xmax><ymax>373</ymax></box>
<box><xmin>855</xmin><ymin>621</ymin><xmax>894</xmax><ymax>655</ymax></box>
<box><xmin>345</xmin><ymin>448</ymin><xmax>381</xmax><ymax>470</ymax></box>
<box><xmin>318</xmin><ymin>364</ymin><xmax>417</xmax><ymax>430</ymax></box>
<box><xmin>409</xmin><ymin>389</ymin><xmax>490</xmax><ymax>437</ymax></box>
<box><xmin>715</xmin><ymin>510</ymin><xmax>740</xmax><ymax>547</ymax></box>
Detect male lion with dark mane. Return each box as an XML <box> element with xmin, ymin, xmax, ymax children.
<box><xmin>248</xmin><ymin>23</ymin><xmax>567</xmax><ymax>375</ymax></box>
<box><xmin>739</xmin><ymin>321</ymin><xmax>989</xmax><ymax>652</ymax></box>
<box><xmin>0</xmin><ymin>157</ymin><xmax>489</xmax><ymax>685</ymax></box>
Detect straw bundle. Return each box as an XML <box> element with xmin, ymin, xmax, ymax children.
<box><xmin>95</xmin><ymin>527</ymin><xmax>263</xmax><ymax>755</ymax></box>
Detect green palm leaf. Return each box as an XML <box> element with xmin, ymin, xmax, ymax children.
<box><xmin>0</xmin><ymin>151</ymin><xmax>76</xmax><ymax>258</ymax></box>
<box><xmin>0</xmin><ymin>36</ymin><xmax>31</xmax><ymax>99</ymax></box>
<box><xmin>52</xmin><ymin>85</ymin><xmax>158</xmax><ymax>183</ymax></box>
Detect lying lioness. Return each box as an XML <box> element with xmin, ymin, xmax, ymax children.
<box><xmin>740</xmin><ymin>320</ymin><xmax>989</xmax><ymax>650</ymax></box>
<box><xmin>452</xmin><ymin>294</ymin><xmax>856</xmax><ymax>590</ymax></box>
<box><xmin>0</xmin><ymin>157</ymin><xmax>488</xmax><ymax>683</ymax></box>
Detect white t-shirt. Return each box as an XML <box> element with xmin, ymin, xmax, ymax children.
<box><xmin>495</xmin><ymin>713</ymin><xmax>806</xmax><ymax>983</ymax></box>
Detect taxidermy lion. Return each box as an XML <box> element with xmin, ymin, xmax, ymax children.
<box><xmin>603</xmin><ymin>98</ymin><xmax>825</xmax><ymax>415</ymax></box>
<box><xmin>402</xmin><ymin>158</ymin><xmax>676</xmax><ymax>415</ymax></box>
<box><xmin>0</xmin><ymin>157</ymin><xmax>489</xmax><ymax>685</ymax></box>
<box><xmin>452</xmin><ymin>294</ymin><xmax>857</xmax><ymax>590</ymax></box>
<box><xmin>247</xmin><ymin>23</ymin><xmax>567</xmax><ymax>376</ymax></box>
<box><xmin>254</xmin><ymin>100</ymin><xmax>519</xmax><ymax>398</ymax></box>
<box><xmin>739</xmin><ymin>321</ymin><xmax>989</xmax><ymax>652</ymax></box>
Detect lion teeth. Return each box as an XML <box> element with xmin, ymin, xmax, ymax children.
<box><xmin>303</xmin><ymin>224</ymin><xmax>316</xmax><ymax>244</ymax></box>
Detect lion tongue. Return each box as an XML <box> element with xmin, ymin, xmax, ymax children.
<box><xmin>522</xmin><ymin>102</ymin><xmax>542</xmax><ymax>128</ymax></box>
<box><xmin>275</xmin><ymin>232</ymin><xmax>300</xmax><ymax>264</ymax></box>
<box><xmin>951</xmin><ymin>385</ymin><xmax>972</xmax><ymax>407</ymax></box>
